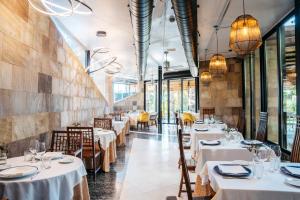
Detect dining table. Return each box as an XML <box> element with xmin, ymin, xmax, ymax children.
<box><xmin>112</xmin><ymin>117</ymin><xmax>130</xmax><ymax>146</ymax></box>
<box><xmin>94</xmin><ymin>128</ymin><xmax>117</xmax><ymax>172</ymax></box>
<box><xmin>194</xmin><ymin>140</ymin><xmax>263</xmax><ymax>175</ymax></box>
<box><xmin>199</xmin><ymin>161</ymin><xmax>300</xmax><ymax>200</ymax></box>
<box><xmin>0</xmin><ymin>155</ymin><xmax>89</xmax><ymax>200</ymax></box>
<box><xmin>190</xmin><ymin>123</ymin><xmax>228</xmax><ymax>156</ymax></box>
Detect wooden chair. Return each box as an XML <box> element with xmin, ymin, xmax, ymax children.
<box><xmin>94</xmin><ymin>118</ymin><xmax>113</xmax><ymax>130</ymax></box>
<box><xmin>149</xmin><ymin>114</ymin><xmax>158</xmax><ymax>127</ymax></box>
<box><xmin>202</xmin><ymin>108</ymin><xmax>215</xmax><ymax>120</ymax></box>
<box><xmin>237</xmin><ymin>110</ymin><xmax>246</xmax><ymax>137</ymax></box>
<box><xmin>255</xmin><ymin>112</ymin><xmax>268</xmax><ymax>142</ymax></box>
<box><xmin>51</xmin><ymin>130</ymin><xmax>83</xmax><ymax>159</ymax></box>
<box><xmin>67</xmin><ymin>127</ymin><xmax>101</xmax><ymax>176</ymax></box>
<box><xmin>290</xmin><ymin>116</ymin><xmax>300</xmax><ymax>163</ymax></box>
<box><xmin>167</xmin><ymin>129</ymin><xmax>210</xmax><ymax>200</ymax></box>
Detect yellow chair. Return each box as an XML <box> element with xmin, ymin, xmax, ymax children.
<box><xmin>137</xmin><ymin>111</ymin><xmax>150</xmax><ymax>130</ymax></box>
<box><xmin>182</xmin><ymin>112</ymin><xmax>195</xmax><ymax>126</ymax></box>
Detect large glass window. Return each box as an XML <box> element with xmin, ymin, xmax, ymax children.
<box><xmin>145</xmin><ymin>82</ymin><xmax>157</xmax><ymax>113</ymax></box>
<box><xmin>182</xmin><ymin>79</ymin><xmax>196</xmax><ymax>112</ymax></box>
<box><xmin>265</xmin><ymin>32</ymin><xmax>279</xmax><ymax>144</ymax></box>
<box><xmin>244</xmin><ymin>56</ymin><xmax>251</xmax><ymax>139</ymax></box>
<box><xmin>169</xmin><ymin>80</ymin><xmax>182</xmax><ymax>123</ymax></box>
<box><xmin>113</xmin><ymin>82</ymin><xmax>137</xmax><ymax>102</ymax></box>
<box><xmin>281</xmin><ymin>16</ymin><xmax>296</xmax><ymax>150</ymax></box>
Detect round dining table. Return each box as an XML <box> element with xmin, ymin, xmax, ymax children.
<box><xmin>0</xmin><ymin>155</ymin><xmax>89</xmax><ymax>200</ymax></box>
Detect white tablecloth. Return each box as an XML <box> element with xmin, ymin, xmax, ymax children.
<box><xmin>112</xmin><ymin>120</ymin><xmax>126</xmax><ymax>135</ymax></box>
<box><xmin>94</xmin><ymin>128</ymin><xmax>116</xmax><ymax>149</ymax></box>
<box><xmin>191</xmin><ymin>127</ymin><xmax>226</xmax><ymax>156</ymax></box>
<box><xmin>126</xmin><ymin>113</ymin><xmax>139</xmax><ymax>126</ymax></box>
<box><xmin>200</xmin><ymin>161</ymin><xmax>300</xmax><ymax>200</ymax></box>
<box><xmin>195</xmin><ymin>141</ymin><xmax>252</xmax><ymax>175</ymax></box>
<box><xmin>0</xmin><ymin>156</ymin><xmax>87</xmax><ymax>200</ymax></box>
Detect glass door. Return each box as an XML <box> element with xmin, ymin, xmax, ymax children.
<box><xmin>182</xmin><ymin>79</ymin><xmax>196</xmax><ymax>112</ymax></box>
<box><xmin>169</xmin><ymin>80</ymin><xmax>182</xmax><ymax>123</ymax></box>
<box><xmin>145</xmin><ymin>82</ymin><xmax>157</xmax><ymax>113</ymax></box>
<box><xmin>162</xmin><ymin>81</ymin><xmax>169</xmax><ymax>123</ymax></box>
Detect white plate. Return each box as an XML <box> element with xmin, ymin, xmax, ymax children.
<box><xmin>0</xmin><ymin>166</ymin><xmax>38</xmax><ymax>179</ymax></box>
<box><xmin>242</xmin><ymin>140</ymin><xmax>263</xmax><ymax>145</ymax></box>
<box><xmin>0</xmin><ymin>164</ymin><xmax>11</xmax><ymax>171</ymax></box>
<box><xmin>35</xmin><ymin>152</ymin><xmax>63</xmax><ymax>160</ymax></box>
<box><xmin>285</xmin><ymin>178</ymin><xmax>300</xmax><ymax>187</ymax></box>
<box><xmin>59</xmin><ymin>157</ymin><xmax>74</xmax><ymax>164</ymax></box>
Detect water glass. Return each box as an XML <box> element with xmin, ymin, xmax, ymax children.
<box><xmin>41</xmin><ymin>156</ymin><xmax>52</xmax><ymax>169</ymax></box>
<box><xmin>254</xmin><ymin>161</ymin><xmax>264</xmax><ymax>179</ymax></box>
<box><xmin>24</xmin><ymin>150</ymin><xmax>32</xmax><ymax>162</ymax></box>
<box><xmin>269</xmin><ymin>144</ymin><xmax>281</xmax><ymax>172</ymax></box>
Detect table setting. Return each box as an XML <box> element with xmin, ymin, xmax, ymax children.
<box><xmin>0</xmin><ymin>140</ymin><xmax>89</xmax><ymax>200</ymax></box>
<box><xmin>200</xmin><ymin>158</ymin><xmax>300</xmax><ymax>200</ymax></box>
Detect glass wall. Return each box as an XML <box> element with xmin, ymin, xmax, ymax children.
<box><xmin>265</xmin><ymin>32</ymin><xmax>279</xmax><ymax>144</ymax></box>
<box><xmin>244</xmin><ymin>56</ymin><xmax>251</xmax><ymax>139</ymax></box>
<box><xmin>281</xmin><ymin>16</ymin><xmax>296</xmax><ymax>150</ymax></box>
<box><xmin>169</xmin><ymin>80</ymin><xmax>182</xmax><ymax>123</ymax></box>
<box><xmin>145</xmin><ymin>82</ymin><xmax>157</xmax><ymax>113</ymax></box>
<box><xmin>113</xmin><ymin>82</ymin><xmax>137</xmax><ymax>102</ymax></box>
<box><xmin>162</xmin><ymin>81</ymin><xmax>169</xmax><ymax>123</ymax></box>
<box><xmin>182</xmin><ymin>79</ymin><xmax>196</xmax><ymax>112</ymax></box>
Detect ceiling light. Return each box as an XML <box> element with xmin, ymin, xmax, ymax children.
<box><xmin>96</xmin><ymin>31</ymin><xmax>107</xmax><ymax>37</ymax></box>
<box><xmin>229</xmin><ymin>0</ymin><xmax>262</xmax><ymax>55</ymax></box>
<box><xmin>27</xmin><ymin>0</ymin><xmax>93</xmax><ymax>16</ymax></box>
<box><xmin>209</xmin><ymin>26</ymin><xmax>227</xmax><ymax>77</ymax></box>
<box><xmin>200</xmin><ymin>71</ymin><xmax>212</xmax><ymax>86</ymax></box>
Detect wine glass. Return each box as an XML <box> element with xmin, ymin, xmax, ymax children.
<box><xmin>29</xmin><ymin>139</ymin><xmax>39</xmax><ymax>163</ymax></box>
<box><xmin>39</xmin><ymin>142</ymin><xmax>46</xmax><ymax>157</ymax></box>
<box><xmin>269</xmin><ymin>144</ymin><xmax>281</xmax><ymax>172</ymax></box>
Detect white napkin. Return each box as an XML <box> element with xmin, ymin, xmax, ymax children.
<box><xmin>285</xmin><ymin>166</ymin><xmax>300</xmax><ymax>175</ymax></box>
<box><xmin>0</xmin><ymin>166</ymin><xmax>37</xmax><ymax>178</ymax></box>
<box><xmin>218</xmin><ymin>165</ymin><xmax>247</xmax><ymax>174</ymax></box>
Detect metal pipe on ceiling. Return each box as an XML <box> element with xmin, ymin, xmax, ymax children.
<box><xmin>129</xmin><ymin>0</ymin><xmax>154</xmax><ymax>80</ymax></box>
<box><xmin>170</xmin><ymin>0</ymin><xmax>198</xmax><ymax>77</ymax></box>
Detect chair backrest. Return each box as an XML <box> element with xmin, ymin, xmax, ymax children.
<box><xmin>256</xmin><ymin>112</ymin><xmax>268</xmax><ymax>142</ymax></box>
<box><xmin>67</xmin><ymin>127</ymin><xmax>95</xmax><ymax>152</ymax></box>
<box><xmin>51</xmin><ymin>130</ymin><xmax>83</xmax><ymax>155</ymax></box>
<box><xmin>68</xmin><ymin>131</ymin><xmax>83</xmax><ymax>154</ymax></box>
<box><xmin>291</xmin><ymin>116</ymin><xmax>300</xmax><ymax>162</ymax></box>
<box><xmin>202</xmin><ymin>107</ymin><xmax>215</xmax><ymax>120</ymax></box>
<box><xmin>51</xmin><ymin>131</ymin><xmax>68</xmax><ymax>154</ymax></box>
<box><xmin>177</xmin><ymin>129</ymin><xmax>193</xmax><ymax>200</ymax></box>
<box><xmin>150</xmin><ymin>114</ymin><xmax>157</xmax><ymax>120</ymax></box>
<box><xmin>237</xmin><ymin>110</ymin><xmax>246</xmax><ymax>137</ymax></box>
<box><xmin>94</xmin><ymin>118</ymin><xmax>112</xmax><ymax>130</ymax></box>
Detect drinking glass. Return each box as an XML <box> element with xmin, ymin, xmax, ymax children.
<box><xmin>42</xmin><ymin>156</ymin><xmax>51</xmax><ymax>169</ymax></box>
<box><xmin>269</xmin><ymin>144</ymin><xmax>281</xmax><ymax>172</ymax></box>
<box><xmin>29</xmin><ymin>139</ymin><xmax>39</xmax><ymax>163</ymax></box>
<box><xmin>24</xmin><ymin>150</ymin><xmax>32</xmax><ymax>162</ymax></box>
<box><xmin>254</xmin><ymin>160</ymin><xmax>264</xmax><ymax>179</ymax></box>
<box><xmin>257</xmin><ymin>149</ymin><xmax>270</xmax><ymax>162</ymax></box>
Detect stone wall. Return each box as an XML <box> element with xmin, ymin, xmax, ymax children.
<box><xmin>0</xmin><ymin>1</ymin><xmax>107</xmax><ymax>156</ymax></box>
<box><xmin>199</xmin><ymin>58</ymin><xmax>243</xmax><ymax>127</ymax></box>
<box><xmin>113</xmin><ymin>92</ymin><xmax>144</xmax><ymax>112</ymax></box>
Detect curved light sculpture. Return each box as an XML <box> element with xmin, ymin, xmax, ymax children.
<box><xmin>105</xmin><ymin>62</ymin><xmax>123</xmax><ymax>75</ymax></box>
<box><xmin>229</xmin><ymin>0</ymin><xmax>262</xmax><ymax>55</ymax></box>
<box><xmin>200</xmin><ymin>71</ymin><xmax>212</xmax><ymax>86</ymax></box>
<box><xmin>27</xmin><ymin>0</ymin><xmax>92</xmax><ymax>16</ymax></box>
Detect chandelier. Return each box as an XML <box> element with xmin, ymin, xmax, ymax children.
<box><xmin>200</xmin><ymin>71</ymin><xmax>212</xmax><ymax>86</ymax></box>
<box><xmin>209</xmin><ymin>27</ymin><xmax>227</xmax><ymax>77</ymax></box>
<box><xmin>27</xmin><ymin>0</ymin><xmax>93</xmax><ymax>16</ymax></box>
<box><xmin>200</xmin><ymin>49</ymin><xmax>212</xmax><ymax>86</ymax></box>
<box><xmin>229</xmin><ymin>0</ymin><xmax>262</xmax><ymax>55</ymax></box>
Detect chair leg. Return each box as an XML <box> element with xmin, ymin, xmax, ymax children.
<box><xmin>178</xmin><ymin>173</ymin><xmax>183</xmax><ymax>197</ymax></box>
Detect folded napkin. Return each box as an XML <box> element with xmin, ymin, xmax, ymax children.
<box><xmin>285</xmin><ymin>166</ymin><xmax>300</xmax><ymax>175</ymax></box>
<box><xmin>201</xmin><ymin>140</ymin><xmax>219</xmax><ymax>145</ymax></box>
<box><xmin>218</xmin><ymin>165</ymin><xmax>248</xmax><ymax>174</ymax></box>
<box><xmin>0</xmin><ymin>166</ymin><xmax>37</xmax><ymax>178</ymax></box>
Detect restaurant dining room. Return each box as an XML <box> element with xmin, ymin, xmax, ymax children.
<box><xmin>1</xmin><ymin>0</ymin><xmax>300</xmax><ymax>199</ymax></box>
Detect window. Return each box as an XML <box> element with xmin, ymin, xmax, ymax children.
<box><xmin>265</xmin><ymin>32</ymin><xmax>279</xmax><ymax>144</ymax></box>
<box><xmin>280</xmin><ymin>16</ymin><xmax>296</xmax><ymax>150</ymax></box>
<box><xmin>113</xmin><ymin>82</ymin><xmax>137</xmax><ymax>102</ymax></box>
<box><xmin>145</xmin><ymin>82</ymin><xmax>157</xmax><ymax>113</ymax></box>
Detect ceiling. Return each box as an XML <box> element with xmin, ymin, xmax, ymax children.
<box><xmin>198</xmin><ymin>0</ymin><xmax>294</xmax><ymax>60</ymax></box>
<box><xmin>54</xmin><ymin>0</ymin><xmax>294</xmax><ymax>82</ymax></box>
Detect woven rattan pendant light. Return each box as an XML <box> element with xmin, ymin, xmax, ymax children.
<box><xmin>209</xmin><ymin>27</ymin><xmax>227</xmax><ymax>77</ymax></box>
<box><xmin>229</xmin><ymin>0</ymin><xmax>262</xmax><ymax>55</ymax></box>
<box><xmin>200</xmin><ymin>49</ymin><xmax>212</xmax><ymax>86</ymax></box>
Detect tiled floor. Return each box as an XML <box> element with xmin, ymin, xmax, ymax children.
<box><xmin>87</xmin><ymin>125</ymin><xmax>178</xmax><ymax>200</ymax></box>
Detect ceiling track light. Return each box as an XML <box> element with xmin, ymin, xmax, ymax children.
<box><xmin>27</xmin><ymin>0</ymin><xmax>93</xmax><ymax>16</ymax></box>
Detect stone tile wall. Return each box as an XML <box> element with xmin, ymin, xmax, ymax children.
<box><xmin>0</xmin><ymin>1</ymin><xmax>108</xmax><ymax>156</ymax></box>
<box><xmin>199</xmin><ymin>58</ymin><xmax>243</xmax><ymax>127</ymax></box>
